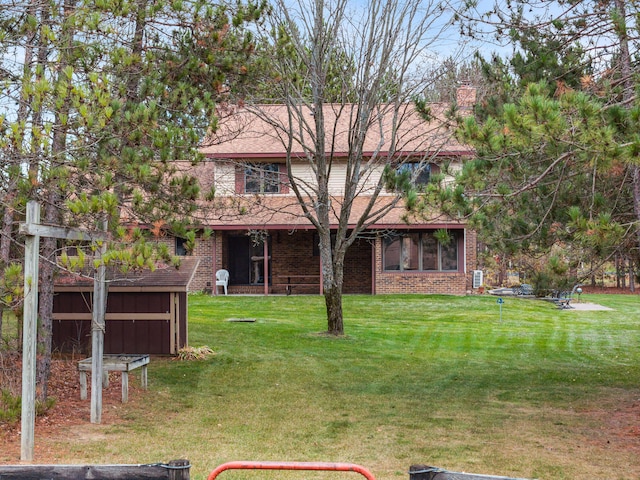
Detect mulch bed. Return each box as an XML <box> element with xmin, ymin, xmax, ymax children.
<box><xmin>580</xmin><ymin>286</ymin><xmax>639</xmax><ymax>295</ymax></box>
<box><xmin>0</xmin><ymin>354</ymin><xmax>142</xmax><ymax>463</ymax></box>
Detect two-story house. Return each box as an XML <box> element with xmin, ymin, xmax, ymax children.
<box><xmin>173</xmin><ymin>88</ymin><xmax>477</xmax><ymax>295</ymax></box>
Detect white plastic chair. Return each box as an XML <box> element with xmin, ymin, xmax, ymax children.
<box><xmin>216</xmin><ymin>269</ymin><xmax>229</xmax><ymax>295</ymax></box>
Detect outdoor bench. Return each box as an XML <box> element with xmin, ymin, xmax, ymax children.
<box><xmin>78</xmin><ymin>354</ymin><xmax>149</xmax><ymax>403</ymax></box>
<box><xmin>547</xmin><ymin>284</ymin><xmax>583</xmax><ymax>309</ymax></box>
<box><xmin>274</xmin><ymin>275</ymin><xmax>321</xmax><ymax>295</ymax></box>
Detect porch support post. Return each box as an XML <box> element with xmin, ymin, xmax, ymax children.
<box><xmin>263</xmin><ymin>236</ymin><xmax>269</xmax><ymax>296</ymax></box>
<box><xmin>213</xmin><ymin>231</ymin><xmax>218</xmax><ymax>295</ymax></box>
<box><xmin>463</xmin><ymin>229</ymin><xmax>467</xmax><ymax>274</ymax></box>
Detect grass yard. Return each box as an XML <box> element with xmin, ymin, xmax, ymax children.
<box><xmin>4</xmin><ymin>293</ymin><xmax>640</xmax><ymax>479</ymax></box>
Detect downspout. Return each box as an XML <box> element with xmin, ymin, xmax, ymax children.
<box><xmin>463</xmin><ymin>229</ymin><xmax>467</xmax><ymax>274</ymax></box>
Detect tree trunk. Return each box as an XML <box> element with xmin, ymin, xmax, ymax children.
<box><xmin>634</xmin><ymin>166</ymin><xmax>640</xmax><ymax>259</ymax></box>
<box><xmin>36</xmin><ymin>195</ymin><xmax>63</xmax><ymax>401</ymax></box>
<box><xmin>612</xmin><ymin>0</ymin><xmax>640</xmax><ymax>270</ymax></box>
<box><xmin>36</xmin><ymin>236</ymin><xmax>56</xmax><ymax>401</ymax></box>
<box><xmin>0</xmin><ymin>196</ymin><xmax>13</xmax><ymax>265</ymax></box>
<box><xmin>318</xmin><ymin>222</ymin><xmax>347</xmax><ymax>335</ymax></box>
<box><xmin>0</xmin><ymin>195</ymin><xmax>13</xmax><ymax>342</ymax></box>
<box><xmin>324</xmin><ymin>284</ymin><xmax>344</xmax><ymax>335</ymax></box>
<box><xmin>36</xmin><ymin>0</ymin><xmax>74</xmax><ymax>400</ymax></box>
<box><xmin>319</xmin><ymin>236</ymin><xmax>345</xmax><ymax>335</ymax></box>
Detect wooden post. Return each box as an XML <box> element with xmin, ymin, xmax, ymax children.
<box><xmin>91</xmin><ymin>224</ymin><xmax>107</xmax><ymax>423</ymax></box>
<box><xmin>19</xmin><ymin>203</ymin><xmax>110</xmax><ymax>458</ymax></box>
<box><xmin>168</xmin><ymin>459</ymin><xmax>191</xmax><ymax>480</ymax></box>
<box><xmin>409</xmin><ymin>465</ymin><xmax>531</xmax><ymax>480</ymax></box>
<box><xmin>0</xmin><ymin>460</ymin><xmax>190</xmax><ymax>479</ymax></box>
<box><xmin>20</xmin><ymin>201</ymin><xmax>40</xmax><ymax>461</ymax></box>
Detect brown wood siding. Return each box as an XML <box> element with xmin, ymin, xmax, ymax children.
<box><xmin>108</xmin><ymin>291</ymin><xmax>170</xmax><ymax>313</ymax></box>
<box><xmin>178</xmin><ymin>292</ymin><xmax>187</xmax><ymax>351</ymax></box>
<box><xmin>53</xmin><ymin>319</ymin><xmax>91</xmax><ymax>354</ymax></box>
<box><xmin>52</xmin><ymin>291</ymin><xmax>185</xmax><ymax>355</ymax></box>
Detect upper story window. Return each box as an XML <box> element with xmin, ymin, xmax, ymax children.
<box><xmin>245</xmin><ymin>163</ymin><xmax>280</xmax><ymax>193</ymax></box>
<box><xmin>383</xmin><ymin>230</ymin><xmax>459</xmax><ymax>272</ymax></box>
<box><xmin>398</xmin><ymin>162</ymin><xmax>440</xmax><ymax>186</ymax></box>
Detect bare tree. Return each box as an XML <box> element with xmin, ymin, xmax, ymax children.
<box><xmin>249</xmin><ymin>0</ymin><xmax>462</xmax><ymax>334</ymax></box>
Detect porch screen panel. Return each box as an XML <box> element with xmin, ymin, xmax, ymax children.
<box><xmin>402</xmin><ymin>234</ymin><xmax>419</xmax><ymax>270</ymax></box>
<box><xmin>421</xmin><ymin>233</ymin><xmax>438</xmax><ymax>271</ymax></box>
<box><xmin>441</xmin><ymin>238</ymin><xmax>459</xmax><ymax>271</ymax></box>
<box><xmin>383</xmin><ymin>237</ymin><xmax>401</xmax><ymax>270</ymax></box>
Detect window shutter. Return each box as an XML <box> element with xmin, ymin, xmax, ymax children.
<box><xmin>235</xmin><ymin>165</ymin><xmax>244</xmax><ymax>194</ymax></box>
<box><xmin>279</xmin><ymin>164</ymin><xmax>289</xmax><ymax>194</ymax></box>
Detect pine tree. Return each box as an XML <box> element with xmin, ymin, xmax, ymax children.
<box><xmin>0</xmin><ymin>0</ymin><xmax>264</xmax><ymax>398</ymax></box>
<box><xmin>447</xmin><ymin>0</ymin><xmax>640</xmax><ymax>284</ymax></box>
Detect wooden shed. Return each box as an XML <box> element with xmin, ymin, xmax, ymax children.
<box><xmin>52</xmin><ymin>258</ymin><xmax>199</xmax><ymax>355</ymax></box>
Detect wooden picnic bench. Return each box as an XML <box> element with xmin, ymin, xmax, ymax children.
<box><xmin>78</xmin><ymin>354</ymin><xmax>149</xmax><ymax>403</ymax></box>
<box><xmin>274</xmin><ymin>275</ymin><xmax>321</xmax><ymax>295</ymax></box>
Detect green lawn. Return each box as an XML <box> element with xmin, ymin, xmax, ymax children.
<box><xmin>37</xmin><ymin>294</ymin><xmax>640</xmax><ymax>479</ymax></box>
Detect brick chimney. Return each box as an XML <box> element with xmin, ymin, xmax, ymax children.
<box><xmin>456</xmin><ymin>84</ymin><xmax>477</xmax><ymax>111</ymax></box>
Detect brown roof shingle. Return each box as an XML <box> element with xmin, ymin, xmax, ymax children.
<box><xmin>201</xmin><ymin>103</ymin><xmax>472</xmax><ymax>158</ymax></box>
<box><xmin>54</xmin><ymin>257</ymin><xmax>200</xmax><ymax>291</ymax></box>
<box><xmin>200</xmin><ymin>194</ymin><xmax>463</xmax><ymax>230</ymax></box>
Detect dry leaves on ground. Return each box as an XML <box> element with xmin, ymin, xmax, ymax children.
<box><xmin>0</xmin><ymin>356</ymin><xmax>143</xmax><ymax>463</ymax></box>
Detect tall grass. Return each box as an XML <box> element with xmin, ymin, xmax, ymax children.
<box><xmin>29</xmin><ymin>294</ymin><xmax>640</xmax><ymax>479</ymax></box>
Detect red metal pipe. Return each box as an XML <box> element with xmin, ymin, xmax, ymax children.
<box><xmin>207</xmin><ymin>461</ymin><xmax>376</xmax><ymax>480</ymax></box>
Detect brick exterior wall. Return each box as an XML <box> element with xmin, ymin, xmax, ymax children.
<box><xmin>167</xmin><ymin>227</ymin><xmax>476</xmax><ymax>295</ymax></box>
<box><xmin>157</xmin><ymin>234</ymin><xmax>215</xmax><ymax>292</ymax></box>
<box><xmin>343</xmin><ymin>238</ymin><xmax>373</xmax><ymax>294</ymax></box>
<box><xmin>465</xmin><ymin>229</ymin><xmax>478</xmax><ymax>291</ymax></box>
<box><xmin>269</xmin><ymin>232</ymin><xmax>372</xmax><ymax>294</ymax></box>
<box><xmin>189</xmin><ymin>235</ymin><xmax>215</xmax><ymax>292</ymax></box>
<box><xmin>373</xmin><ymin>229</ymin><xmax>477</xmax><ymax>295</ymax></box>
<box><xmin>270</xmin><ymin>231</ymin><xmax>320</xmax><ymax>294</ymax></box>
